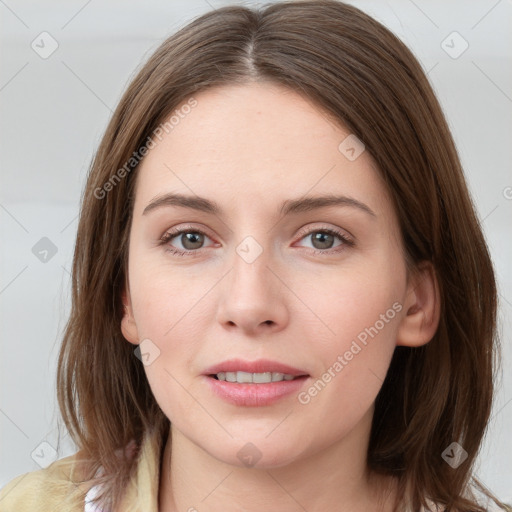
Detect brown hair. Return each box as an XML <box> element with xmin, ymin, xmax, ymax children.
<box><xmin>56</xmin><ymin>1</ymin><xmax>507</xmax><ymax>510</ymax></box>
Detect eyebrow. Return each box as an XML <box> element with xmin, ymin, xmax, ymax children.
<box><xmin>142</xmin><ymin>192</ymin><xmax>376</xmax><ymax>218</ymax></box>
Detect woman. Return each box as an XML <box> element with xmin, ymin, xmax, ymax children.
<box><xmin>1</xmin><ymin>1</ymin><xmax>509</xmax><ymax>511</ymax></box>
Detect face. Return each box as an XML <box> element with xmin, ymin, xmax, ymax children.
<box><xmin>121</xmin><ymin>81</ymin><xmax>417</xmax><ymax>468</ymax></box>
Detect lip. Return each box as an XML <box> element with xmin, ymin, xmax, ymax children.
<box><xmin>202</xmin><ymin>358</ymin><xmax>310</xmax><ymax>407</ymax></box>
<box><xmin>203</xmin><ymin>358</ymin><xmax>309</xmax><ymax>377</ymax></box>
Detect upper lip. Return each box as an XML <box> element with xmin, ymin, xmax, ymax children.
<box><xmin>203</xmin><ymin>358</ymin><xmax>309</xmax><ymax>376</ymax></box>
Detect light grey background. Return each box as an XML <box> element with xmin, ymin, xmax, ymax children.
<box><xmin>1</xmin><ymin>0</ymin><xmax>511</xmax><ymax>502</ymax></box>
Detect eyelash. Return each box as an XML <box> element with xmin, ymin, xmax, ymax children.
<box><xmin>158</xmin><ymin>225</ymin><xmax>354</xmax><ymax>258</ymax></box>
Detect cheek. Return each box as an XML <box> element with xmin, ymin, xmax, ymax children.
<box><xmin>292</xmin><ymin>265</ymin><xmax>403</xmax><ymax>411</ymax></box>
<box><xmin>128</xmin><ymin>249</ymin><xmax>216</xmax><ymax>337</ymax></box>
<box><xmin>293</xmin><ymin>262</ymin><xmax>403</xmax><ymax>348</ymax></box>
<box><xmin>127</xmin><ymin>255</ymin><xmax>214</xmax><ymax>404</ymax></box>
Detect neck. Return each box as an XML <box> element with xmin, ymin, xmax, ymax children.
<box><xmin>158</xmin><ymin>407</ymin><xmax>397</xmax><ymax>512</ymax></box>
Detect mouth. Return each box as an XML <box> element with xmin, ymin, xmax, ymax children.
<box><xmin>202</xmin><ymin>359</ymin><xmax>310</xmax><ymax>406</ymax></box>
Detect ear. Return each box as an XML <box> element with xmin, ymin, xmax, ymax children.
<box><xmin>396</xmin><ymin>261</ymin><xmax>441</xmax><ymax>347</ymax></box>
<box><xmin>121</xmin><ymin>283</ymin><xmax>140</xmax><ymax>346</ymax></box>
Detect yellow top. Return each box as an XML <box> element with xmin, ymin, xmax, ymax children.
<box><xmin>0</xmin><ymin>427</ymin><xmax>163</xmax><ymax>512</ymax></box>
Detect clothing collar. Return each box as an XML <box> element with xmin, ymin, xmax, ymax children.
<box><xmin>121</xmin><ymin>426</ymin><xmax>163</xmax><ymax>512</ymax></box>
<box><xmin>85</xmin><ymin>427</ymin><xmax>163</xmax><ymax>512</ymax></box>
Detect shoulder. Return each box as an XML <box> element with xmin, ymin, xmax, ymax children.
<box><xmin>0</xmin><ymin>451</ymin><xmax>91</xmax><ymax>512</ymax></box>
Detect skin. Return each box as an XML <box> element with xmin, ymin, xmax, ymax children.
<box><xmin>121</xmin><ymin>81</ymin><xmax>440</xmax><ymax>512</ymax></box>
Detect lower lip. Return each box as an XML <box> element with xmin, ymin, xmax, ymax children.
<box><xmin>204</xmin><ymin>375</ymin><xmax>309</xmax><ymax>407</ymax></box>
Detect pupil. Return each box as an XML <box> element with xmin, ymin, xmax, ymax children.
<box><xmin>313</xmin><ymin>232</ymin><xmax>333</xmax><ymax>249</ymax></box>
<box><xmin>183</xmin><ymin>232</ymin><xmax>203</xmax><ymax>249</ymax></box>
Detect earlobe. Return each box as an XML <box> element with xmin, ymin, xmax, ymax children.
<box><xmin>120</xmin><ymin>287</ymin><xmax>140</xmax><ymax>345</ymax></box>
<box><xmin>396</xmin><ymin>261</ymin><xmax>441</xmax><ymax>347</ymax></box>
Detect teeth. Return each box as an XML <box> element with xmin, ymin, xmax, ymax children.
<box><xmin>215</xmin><ymin>371</ymin><xmax>298</xmax><ymax>383</ymax></box>
<box><xmin>235</xmin><ymin>371</ymin><xmax>252</xmax><ymax>383</ymax></box>
<box><xmin>254</xmin><ymin>372</ymin><xmax>272</xmax><ymax>383</ymax></box>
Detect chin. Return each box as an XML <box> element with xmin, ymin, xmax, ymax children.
<box><xmin>205</xmin><ymin>438</ymin><xmax>304</xmax><ymax>470</ymax></box>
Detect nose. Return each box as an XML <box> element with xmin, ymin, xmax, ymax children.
<box><xmin>216</xmin><ymin>247</ymin><xmax>289</xmax><ymax>336</ymax></box>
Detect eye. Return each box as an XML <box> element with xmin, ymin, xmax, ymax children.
<box><xmin>295</xmin><ymin>226</ymin><xmax>354</xmax><ymax>254</ymax></box>
<box><xmin>159</xmin><ymin>226</ymin><xmax>216</xmax><ymax>256</ymax></box>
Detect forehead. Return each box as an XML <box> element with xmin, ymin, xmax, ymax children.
<box><xmin>133</xmin><ymin>82</ymin><xmax>392</xmax><ymax>221</ymax></box>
